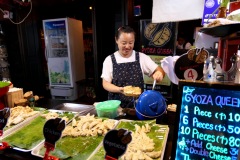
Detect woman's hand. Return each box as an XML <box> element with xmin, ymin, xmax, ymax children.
<box><xmin>152</xmin><ymin>66</ymin><xmax>165</xmax><ymax>82</ymax></box>
<box><xmin>119</xmin><ymin>87</ymin><xmax>124</xmax><ymax>93</ymax></box>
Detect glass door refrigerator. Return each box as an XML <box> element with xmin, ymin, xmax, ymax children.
<box><xmin>43</xmin><ymin>17</ymin><xmax>85</xmax><ymax>100</ymax></box>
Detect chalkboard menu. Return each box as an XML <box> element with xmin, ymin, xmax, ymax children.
<box><xmin>172</xmin><ymin>80</ymin><xmax>240</xmax><ymax>160</ymax></box>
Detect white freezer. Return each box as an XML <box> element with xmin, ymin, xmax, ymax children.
<box><xmin>43</xmin><ymin>17</ymin><xmax>85</xmax><ymax>100</ymax></box>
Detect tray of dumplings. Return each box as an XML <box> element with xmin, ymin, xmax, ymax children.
<box><xmin>2</xmin><ymin>109</ymin><xmax>77</xmax><ymax>152</ymax></box>
<box><xmin>3</xmin><ymin>106</ymin><xmax>46</xmax><ymax>137</ymax></box>
<box><xmin>31</xmin><ymin>113</ymin><xmax>119</xmax><ymax>159</ymax></box>
<box><xmin>88</xmin><ymin>119</ymin><xmax>169</xmax><ymax>160</ymax></box>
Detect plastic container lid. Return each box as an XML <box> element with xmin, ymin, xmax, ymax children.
<box><xmin>135</xmin><ymin>90</ymin><xmax>166</xmax><ymax>120</ymax></box>
<box><xmin>96</xmin><ymin>100</ymin><xmax>121</xmax><ymax>111</ymax></box>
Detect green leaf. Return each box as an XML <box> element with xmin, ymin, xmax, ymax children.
<box><xmin>89</xmin><ymin>120</ymin><xmax>169</xmax><ymax>160</ymax></box>
<box><xmin>220</xmin><ymin>0</ymin><xmax>229</xmax><ymax>7</ymax></box>
<box><xmin>0</xmin><ymin>81</ymin><xmax>11</xmax><ymax>88</ymax></box>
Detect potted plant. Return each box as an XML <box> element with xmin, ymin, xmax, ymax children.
<box><xmin>217</xmin><ymin>0</ymin><xmax>230</xmax><ymax>18</ymax></box>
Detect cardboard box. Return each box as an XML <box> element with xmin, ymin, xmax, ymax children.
<box><xmin>5</xmin><ymin>88</ymin><xmax>24</xmax><ymax>108</ymax></box>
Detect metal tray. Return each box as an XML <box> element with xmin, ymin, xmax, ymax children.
<box><xmin>54</xmin><ymin>103</ymin><xmax>93</xmax><ymax>111</ymax></box>
<box><xmin>87</xmin><ymin>119</ymin><xmax>169</xmax><ymax>160</ymax></box>
<box><xmin>54</xmin><ymin>103</ymin><xmax>97</xmax><ymax>115</ymax></box>
<box><xmin>2</xmin><ymin>110</ymin><xmax>77</xmax><ymax>152</ymax></box>
<box><xmin>42</xmin><ymin>109</ymin><xmax>79</xmax><ymax>124</ymax></box>
<box><xmin>199</xmin><ymin>23</ymin><xmax>240</xmax><ymax>37</ymax></box>
<box><xmin>31</xmin><ymin>116</ymin><xmax>119</xmax><ymax>159</ymax></box>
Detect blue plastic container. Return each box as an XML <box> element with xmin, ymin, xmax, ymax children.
<box><xmin>135</xmin><ymin>90</ymin><xmax>166</xmax><ymax>120</ymax></box>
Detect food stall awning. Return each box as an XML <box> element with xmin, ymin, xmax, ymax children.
<box><xmin>152</xmin><ymin>0</ymin><xmax>205</xmax><ymax>23</ymax></box>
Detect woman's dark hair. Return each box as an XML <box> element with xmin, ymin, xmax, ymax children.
<box><xmin>115</xmin><ymin>26</ymin><xmax>135</xmax><ymax>40</ymax></box>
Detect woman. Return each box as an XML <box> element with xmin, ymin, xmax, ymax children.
<box><xmin>101</xmin><ymin>26</ymin><xmax>165</xmax><ymax>108</ymax></box>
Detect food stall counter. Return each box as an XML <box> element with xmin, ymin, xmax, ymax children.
<box><xmin>0</xmin><ymin>101</ymin><xmax>175</xmax><ymax>160</ymax></box>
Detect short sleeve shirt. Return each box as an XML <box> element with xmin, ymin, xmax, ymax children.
<box><xmin>101</xmin><ymin>50</ymin><xmax>158</xmax><ymax>82</ymax></box>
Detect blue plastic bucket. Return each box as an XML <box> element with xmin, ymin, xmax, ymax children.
<box><xmin>135</xmin><ymin>90</ymin><xmax>166</xmax><ymax>120</ymax></box>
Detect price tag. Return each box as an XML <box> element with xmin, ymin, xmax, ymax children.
<box><xmin>43</xmin><ymin>118</ymin><xmax>65</xmax><ymax>160</ymax></box>
<box><xmin>103</xmin><ymin>129</ymin><xmax>132</xmax><ymax>159</ymax></box>
<box><xmin>0</xmin><ymin>108</ymin><xmax>10</xmax><ymax>136</ymax></box>
<box><xmin>174</xmin><ymin>48</ymin><xmax>209</xmax><ymax>81</ymax></box>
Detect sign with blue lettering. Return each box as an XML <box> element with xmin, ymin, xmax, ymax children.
<box><xmin>202</xmin><ymin>0</ymin><xmax>220</xmax><ymax>25</ymax></box>
<box><xmin>172</xmin><ymin>80</ymin><xmax>240</xmax><ymax>160</ymax></box>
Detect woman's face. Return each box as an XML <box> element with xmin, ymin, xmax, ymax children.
<box><xmin>116</xmin><ymin>32</ymin><xmax>135</xmax><ymax>57</ymax></box>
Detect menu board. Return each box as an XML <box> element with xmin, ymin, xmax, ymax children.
<box><xmin>172</xmin><ymin>80</ymin><xmax>240</xmax><ymax>160</ymax></box>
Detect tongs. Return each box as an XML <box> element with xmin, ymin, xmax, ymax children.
<box><xmin>152</xmin><ymin>80</ymin><xmax>156</xmax><ymax>90</ymax></box>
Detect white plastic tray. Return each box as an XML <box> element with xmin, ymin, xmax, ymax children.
<box><xmin>31</xmin><ymin>117</ymin><xmax>119</xmax><ymax>159</ymax></box>
<box><xmin>2</xmin><ymin>112</ymin><xmax>41</xmax><ymax>139</ymax></box>
<box><xmin>2</xmin><ymin>110</ymin><xmax>77</xmax><ymax>152</ymax></box>
<box><xmin>87</xmin><ymin>119</ymin><xmax>169</xmax><ymax>160</ymax></box>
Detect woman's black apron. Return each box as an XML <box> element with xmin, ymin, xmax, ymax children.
<box><xmin>108</xmin><ymin>52</ymin><xmax>144</xmax><ymax>108</ymax></box>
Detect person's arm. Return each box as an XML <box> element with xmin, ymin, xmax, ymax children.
<box><xmin>140</xmin><ymin>52</ymin><xmax>165</xmax><ymax>82</ymax></box>
<box><xmin>101</xmin><ymin>55</ymin><xmax>124</xmax><ymax>93</ymax></box>
<box><xmin>151</xmin><ymin>66</ymin><xmax>165</xmax><ymax>82</ymax></box>
<box><xmin>102</xmin><ymin>79</ymin><xmax>123</xmax><ymax>93</ymax></box>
